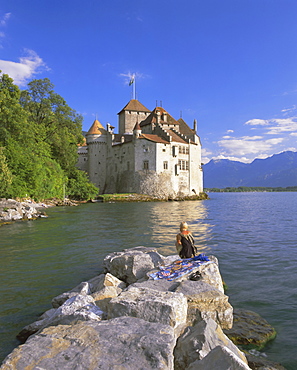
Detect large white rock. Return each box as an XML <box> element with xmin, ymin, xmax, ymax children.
<box><xmin>103</xmin><ymin>248</ymin><xmax>165</xmax><ymax>284</ymax></box>
<box><xmin>51</xmin><ymin>273</ymin><xmax>126</xmax><ymax>308</ymax></box>
<box><xmin>17</xmin><ymin>294</ymin><xmax>104</xmax><ymax>342</ymax></box>
<box><xmin>128</xmin><ymin>278</ymin><xmax>180</xmax><ymax>292</ymax></box>
<box><xmin>187</xmin><ymin>345</ymin><xmax>252</xmax><ymax>370</ymax></box>
<box><xmin>174</xmin><ymin>318</ymin><xmax>248</xmax><ymax>369</ymax></box>
<box><xmin>175</xmin><ymin>280</ymin><xmax>233</xmax><ymax>329</ymax></box>
<box><xmin>2</xmin><ymin>317</ymin><xmax>176</xmax><ymax>370</ymax></box>
<box><xmin>108</xmin><ymin>286</ymin><xmax>188</xmax><ymax>332</ymax></box>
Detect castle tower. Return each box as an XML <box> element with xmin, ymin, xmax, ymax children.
<box><xmin>133</xmin><ymin>121</ymin><xmax>142</xmax><ymax>139</ymax></box>
<box><xmin>118</xmin><ymin>99</ymin><xmax>151</xmax><ymax>135</ymax></box>
<box><xmin>86</xmin><ymin>119</ymin><xmax>107</xmax><ymax>192</ymax></box>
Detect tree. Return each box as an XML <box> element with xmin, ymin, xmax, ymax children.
<box><xmin>0</xmin><ymin>147</ymin><xmax>12</xmax><ymax>196</ymax></box>
<box><xmin>0</xmin><ymin>72</ymin><xmax>29</xmax><ymax>146</ymax></box>
<box><xmin>20</xmin><ymin>78</ymin><xmax>84</xmax><ymax>175</ymax></box>
<box><xmin>66</xmin><ymin>169</ymin><xmax>98</xmax><ymax>200</ymax></box>
<box><xmin>0</xmin><ymin>74</ymin><xmax>97</xmax><ymax>200</ymax></box>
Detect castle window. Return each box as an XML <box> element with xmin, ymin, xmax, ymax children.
<box><xmin>163</xmin><ymin>161</ymin><xmax>168</xmax><ymax>170</ymax></box>
<box><xmin>178</xmin><ymin>159</ymin><xmax>188</xmax><ymax>171</ymax></box>
<box><xmin>186</xmin><ymin>147</ymin><xmax>189</xmax><ymax>154</ymax></box>
<box><xmin>143</xmin><ymin>160</ymin><xmax>149</xmax><ymax>170</ymax></box>
<box><xmin>127</xmin><ymin>161</ymin><xmax>130</xmax><ymax>171</ymax></box>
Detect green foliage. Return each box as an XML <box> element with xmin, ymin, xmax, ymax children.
<box><xmin>66</xmin><ymin>169</ymin><xmax>98</xmax><ymax>200</ymax></box>
<box><xmin>0</xmin><ymin>73</ymin><xmax>29</xmax><ymax>146</ymax></box>
<box><xmin>0</xmin><ymin>72</ymin><xmax>97</xmax><ymax>200</ymax></box>
<box><xmin>0</xmin><ymin>147</ymin><xmax>12</xmax><ymax>196</ymax></box>
<box><xmin>20</xmin><ymin>78</ymin><xmax>84</xmax><ymax>176</ymax></box>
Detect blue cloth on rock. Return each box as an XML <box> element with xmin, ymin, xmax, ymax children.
<box><xmin>149</xmin><ymin>254</ymin><xmax>212</xmax><ymax>281</ymax></box>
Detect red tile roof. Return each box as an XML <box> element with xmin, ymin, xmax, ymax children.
<box><xmin>118</xmin><ymin>99</ymin><xmax>151</xmax><ymax>114</ymax></box>
<box><xmin>140</xmin><ymin>134</ymin><xmax>169</xmax><ymax>144</ymax></box>
<box><xmin>167</xmin><ymin>129</ymin><xmax>188</xmax><ymax>143</ymax></box>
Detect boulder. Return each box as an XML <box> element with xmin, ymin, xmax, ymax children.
<box><xmin>51</xmin><ymin>281</ymin><xmax>92</xmax><ymax>308</ymax></box>
<box><xmin>91</xmin><ymin>285</ymin><xmax>122</xmax><ymax>313</ymax></box>
<box><xmin>17</xmin><ymin>294</ymin><xmax>104</xmax><ymax>342</ymax></box>
<box><xmin>223</xmin><ymin>308</ymin><xmax>277</xmax><ymax>350</ymax></box>
<box><xmin>175</xmin><ymin>280</ymin><xmax>233</xmax><ymax>329</ymax></box>
<box><xmin>174</xmin><ymin>318</ymin><xmax>248</xmax><ymax>369</ymax></box>
<box><xmin>246</xmin><ymin>351</ymin><xmax>287</xmax><ymax>370</ymax></box>
<box><xmin>88</xmin><ymin>272</ymin><xmax>127</xmax><ymax>291</ymax></box>
<box><xmin>108</xmin><ymin>286</ymin><xmax>188</xmax><ymax>332</ymax></box>
<box><xmin>128</xmin><ymin>278</ymin><xmax>180</xmax><ymax>292</ymax></box>
<box><xmin>103</xmin><ymin>248</ymin><xmax>165</xmax><ymax>284</ymax></box>
<box><xmin>187</xmin><ymin>345</ymin><xmax>252</xmax><ymax>370</ymax></box>
<box><xmin>51</xmin><ymin>273</ymin><xmax>126</xmax><ymax>308</ymax></box>
<box><xmin>198</xmin><ymin>260</ymin><xmax>224</xmax><ymax>293</ymax></box>
<box><xmin>0</xmin><ymin>199</ymin><xmax>43</xmax><ymax>222</ymax></box>
<box><xmin>3</xmin><ymin>317</ymin><xmax>176</xmax><ymax>370</ymax></box>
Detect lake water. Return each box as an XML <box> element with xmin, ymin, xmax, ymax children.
<box><xmin>0</xmin><ymin>192</ymin><xmax>296</xmax><ymax>369</ymax></box>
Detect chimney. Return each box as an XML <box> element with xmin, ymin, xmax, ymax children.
<box><xmin>193</xmin><ymin>119</ymin><xmax>197</xmax><ymax>133</ymax></box>
<box><xmin>156</xmin><ymin>110</ymin><xmax>161</xmax><ymax>124</ymax></box>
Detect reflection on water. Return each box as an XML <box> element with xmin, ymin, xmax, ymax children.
<box><xmin>145</xmin><ymin>201</ymin><xmax>212</xmax><ymax>255</ymax></box>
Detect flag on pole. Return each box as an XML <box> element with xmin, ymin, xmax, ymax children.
<box><xmin>129</xmin><ymin>74</ymin><xmax>135</xmax><ymax>86</ymax></box>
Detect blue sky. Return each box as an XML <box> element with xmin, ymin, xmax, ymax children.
<box><xmin>1</xmin><ymin>0</ymin><xmax>297</xmax><ymax>163</ymax></box>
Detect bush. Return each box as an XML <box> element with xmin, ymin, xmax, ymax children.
<box><xmin>67</xmin><ymin>169</ymin><xmax>98</xmax><ymax>200</ymax></box>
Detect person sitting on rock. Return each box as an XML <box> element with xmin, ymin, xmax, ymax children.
<box><xmin>176</xmin><ymin>222</ymin><xmax>196</xmax><ymax>258</ymax></box>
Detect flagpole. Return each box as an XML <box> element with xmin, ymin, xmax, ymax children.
<box><xmin>129</xmin><ymin>74</ymin><xmax>136</xmax><ymax>99</ymax></box>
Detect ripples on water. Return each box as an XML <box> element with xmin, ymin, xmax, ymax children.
<box><xmin>0</xmin><ymin>193</ymin><xmax>296</xmax><ymax>369</ymax></box>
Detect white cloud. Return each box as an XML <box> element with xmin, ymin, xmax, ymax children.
<box><xmin>0</xmin><ymin>49</ymin><xmax>49</xmax><ymax>86</ymax></box>
<box><xmin>245</xmin><ymin>119</ymin><xmax>269</xmax><ymax>126</ymax></box>
<box><xmin>217</xmin><ymin>135</ymin><xmax>284</xmax><ymax>157</ymax></box>
<box><xmin>0</xmin><ymin>12</ymin><xmax>11</xmax><ymax>47</ymax></box>
<box><xmin>0</xmin><ymin>12</ymin><xmax>11</xmax><ymax>27</ymax></box>
<box><xmin>290</xmin><ymin>133</ymin><xmax>297</xmax><ymax>137</ymax></box>
<box><xmin>281</xmin><ymin>105</ymin><xmax>297</xmax><ymax>114</ymax></box>
<box><xmin>266</xmin><ymin>118</ymin><xmax>297</xmax><ymax>134</ymax></box>
<box><xmin>211</xmin><ymin>154</ymin><xmax>252</xmax><ymax>163</ymax></box>
<box><xmin>226</xmin><ymin>129</ymin><xmax>234</xmax><ymax>133</ymax></box>
<box><xmin>201</xmin><ymin>147</ymin><xmax>213</xmax><ymax>164</ymax></box>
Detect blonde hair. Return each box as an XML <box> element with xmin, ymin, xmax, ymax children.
<box><xmin>180</xmin><ymin>222</ymin><xmax>189</xmax><ymax>231</ymax></box>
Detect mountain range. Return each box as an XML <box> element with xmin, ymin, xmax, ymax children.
<box><xmin>203</xmin><ymin>151</ymin><xmax>297</xmax><ymax>188</ymax></box>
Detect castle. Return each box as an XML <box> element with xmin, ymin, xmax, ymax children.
<box><xmin>77</xmin><ymin>99</ymin><xmax>203</xmax><ymax>197</ymax></box>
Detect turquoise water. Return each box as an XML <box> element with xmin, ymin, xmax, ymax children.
<box><xmin>0</xmin><ymin>193</ymin><xmax>296</xmax><ymax>369</ymax></box>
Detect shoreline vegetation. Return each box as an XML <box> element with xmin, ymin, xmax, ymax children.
<box><xmin>205</xmin><ymin>186</ymin><xmax>297</xmax><ymax>192</ymax></box>
<box><xmin>96</xmin><ymin>192</ymin><xmax>209</xmax><ymax>202</ymax></box>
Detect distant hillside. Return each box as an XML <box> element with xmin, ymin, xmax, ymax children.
<box><xmin>203</xmin><ymin>151</ymin><xmax>297</xmax><ymax>188</ymax></box>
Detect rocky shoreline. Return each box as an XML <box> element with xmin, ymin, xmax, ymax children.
<box><xmin>0</xmin><ymin>194</ymin><xmax>209</xmax><ymax>224</ymax></box>
<box><xmin>0</xmin><ymin>247</ymin><xmax>285</xmax><ymax>370</ymax></box>
<box><xmin>0</xmin><ymin>198</ymin><xmax>79</xmax><ymax>224</ymax></box>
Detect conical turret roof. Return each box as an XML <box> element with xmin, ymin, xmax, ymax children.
<box><xmin>133</xmin><ymin>122</ymin><xmax>141</xmax><ymax>131</ymax></box>
<box><xmin>87</xmin><ymin>119</ymin><xmax>106</xmax><ymax>135</ymax></box>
